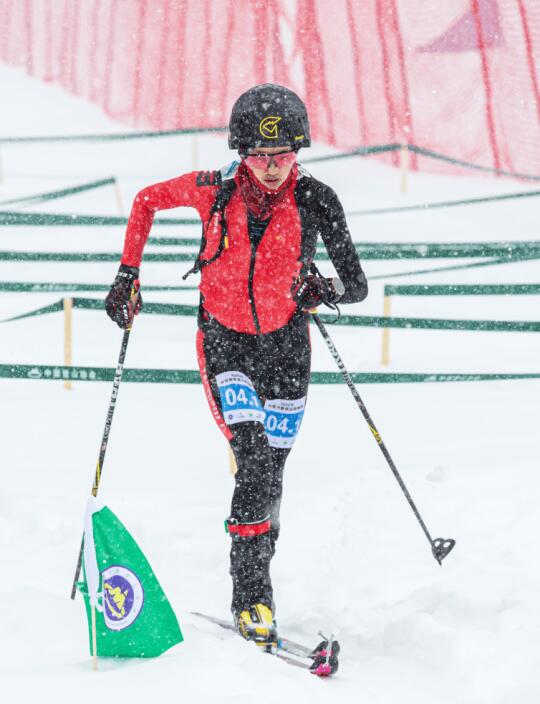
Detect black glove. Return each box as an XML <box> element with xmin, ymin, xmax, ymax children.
<box><xmin>105</xmin><ymin>264</ymin><xmax>143</xmax><ymax>329</ymax></box>
<box><xmin>292</xmin><ymin>274</ymin><xmax>344</xmax><ymax>311</ymax></box>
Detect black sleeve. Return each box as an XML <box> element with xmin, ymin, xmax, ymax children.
<box><xmin>318</xmin><ymin>183</ymin><xmax>368</xmax><ymax>304</ymax></box>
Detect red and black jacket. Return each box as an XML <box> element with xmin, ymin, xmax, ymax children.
<box><xmin>121</xmin><ymin>162</ymin><xmax>368</xmax><ymax>334</ymax></box>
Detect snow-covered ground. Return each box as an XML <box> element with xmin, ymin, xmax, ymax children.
<box><xmin>1</xmin><ymin>64</ymin><xmax>539</xmax><ymax>704</ymax></box>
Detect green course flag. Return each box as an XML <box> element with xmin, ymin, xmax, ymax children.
<box><xmin>78</xmin><ymin>497</ymin><xmax>183</xmax><ymax>657</ymax></box>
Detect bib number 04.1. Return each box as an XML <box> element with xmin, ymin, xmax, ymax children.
<box><xmin>216</xmin><ymin>371</ymin><xmax>266</xmax><ymax>425</ymax></box>
<box><xmin>264</xmin><ymin>398</ymin><xmax>306</xmax><ymax>448</ymax></box>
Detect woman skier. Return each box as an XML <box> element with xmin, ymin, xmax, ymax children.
<box><xmin>105</xmin><ymin>83</ymin><xmax>368</xmax><ymax>649</ymax></box>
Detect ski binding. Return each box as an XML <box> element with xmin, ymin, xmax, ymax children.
<box><xmin>192</xmin><ymin>611</ymin><xmax>340</xmax><ymax>677</ymax></box>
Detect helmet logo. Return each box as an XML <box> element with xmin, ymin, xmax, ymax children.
<box><xmin>259</xmin><ymin>116</ymin><xmax>282</xmax><ymax>139</ymax></box>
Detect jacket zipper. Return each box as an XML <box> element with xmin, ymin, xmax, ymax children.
<box><xmin>248</xmin><ymin>240</ymin><xmax>262</xmax><ymax>335</ymax></box>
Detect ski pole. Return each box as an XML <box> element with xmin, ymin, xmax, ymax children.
<box><xmin>70</xmin><ymin>291</ymin><xmax>138</xmax><ymax>599</ymax></box>
<box><xmin>311</xmin><ymin>312</ymin><xmax>455</xmax><ymax>565</ymax></box>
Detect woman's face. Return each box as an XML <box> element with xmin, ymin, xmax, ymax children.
<box><xmin>245</xmin><ymin>146</ymin><xmax>296</xmax><ymax>189</ymax></box>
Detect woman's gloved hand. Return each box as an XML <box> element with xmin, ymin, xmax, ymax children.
<box><xmin>292</xmin><ymin>274</ymin><xmax>344</xmax><ymax>311</ymax></box>
<box><xmin>105</xmin><ymin>264</ymin><xmax>143</xmax><ymax>328</ymax></box>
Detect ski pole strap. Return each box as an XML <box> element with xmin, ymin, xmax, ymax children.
<box><xmin>225</xmin><ymin>516</ymin><xmax>272</xmax><ymax>537</ymax></box>
<box><xmin>307</xmin><ymin>261</ymin><xmax>342</xmax><ymax>321</ymax></box>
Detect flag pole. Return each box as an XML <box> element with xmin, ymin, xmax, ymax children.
<box><xmin>91</xmin><ymin>605</ymin><xmax>98</xmax><ymax>670</ymax></box>
<box><xmin>70</xmin><ymin>288</ymin><xmax>139</xmax><ymax>599</ymax></box>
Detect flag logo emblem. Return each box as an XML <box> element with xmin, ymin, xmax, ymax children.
<box><xmin>102</xmin><ymin>565</ymin><xmax>144</xmax><ymax>631</ymax></box>
<box><xmin>259</xmin><ymin>116</ymin><xmax>281</xmax><ymax>139</ymax></box>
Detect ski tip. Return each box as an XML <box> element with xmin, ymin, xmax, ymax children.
<box><xmin>311</xmin><ymin>663</ymin><xmax>333</xmax><ymax>677</ymax></box>
<box><xmin>309</xmin><ymin>638</ymin><xmax>340</xmax><ymax>677</ymax></box>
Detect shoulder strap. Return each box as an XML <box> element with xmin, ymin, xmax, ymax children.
<box><xmin>182</xmin><ymin>178</ymin><xmax>237</xmax><ymax>280</ymax></box>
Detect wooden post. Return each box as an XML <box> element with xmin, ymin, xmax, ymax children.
<box><xmin>91</xmin><ymin>605</ymin><xmax>98</xmax><ymax>671</ymax></box>
<box><xmin>191</xmin><ymin>135</ymin><xmax>199</xmax><ymax>171</ymax></box>
<box><xmin>113</xmin><ymin>178</ymin><xmax>124</xmax><ymax>215</ymax></box>
<box><xmin>381</xmin><ymin>295</ymin><xmax>391</xmax><ymax>366</ymax></box>
<box><xmin>400</xmin><ymin>144</ymin><xmax>409</xmax><ymax>194</ymax></box>
<box><xmin>63</xmin><ymin>297</ymin><xmax>73</xmax><ymax>390</ymax></box>
<box><xmin>229</xmin><ymin>445</ymin><xmax>238</xmax><ymax>476</ymax></box>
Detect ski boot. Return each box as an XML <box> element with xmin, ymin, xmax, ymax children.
<box><xmin>309</xmin><ymin>635</ymin><xmax>340</xmax><ymax>677</ymax></box>
<box><xmin>235</xmin><ymin>603</ymin><xmax>278</xmax><ymax>652</ymax></box>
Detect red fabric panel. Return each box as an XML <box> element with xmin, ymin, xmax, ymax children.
<box><xmin>517</xmin><ymin>0</ymin><xmax>540</xmax><ymax>124</ymax></box>
<box><xmin>198</xmin><ymin>185</ymin><xmax>302</xmax><ymax>335</ymax></box>
<box><xmin>120</xmin><ymin>172</ymin><xmax>215</xmax><ymax>267</ymax></box>
<box><xmin>196</xmin><ymin>329</ymin><xmax>233</xmax><ymax>441</ymax></box>
<box><xmin>471</xmin><ymin>0</ymin><xmax>501</xmax><ymax>171</ymax></box>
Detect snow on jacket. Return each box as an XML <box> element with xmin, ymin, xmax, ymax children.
<box><xmin>121</xmin><ymin>162</ymin><xmax>368</xmax><ymax>334</ymax></box>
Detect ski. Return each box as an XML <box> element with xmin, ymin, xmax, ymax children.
<box><xmin>191</xmin><ymin>611</ymin><xmax>340</xmax><ymax>676</ymax></box>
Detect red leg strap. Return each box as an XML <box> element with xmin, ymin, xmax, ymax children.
<box><xmin>226</xmin><ymin>517</ymin><xmax>272</xmax><ymax>537</ymax></box>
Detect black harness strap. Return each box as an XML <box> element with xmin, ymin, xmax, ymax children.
<box><xmin>182</xmin><ymin>179</ymin><xmax>237</xmax><ymax>280</ymax></box>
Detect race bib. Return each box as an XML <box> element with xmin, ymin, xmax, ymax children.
<box><xmin>216</xmin><ymin>371</ymin><xmax>265</xmax><ymax>425</ymax></box>
<box><xmin>264</xmin><ymin>397</ymin><xmax>306</xmax><ymax>448</ymax></box>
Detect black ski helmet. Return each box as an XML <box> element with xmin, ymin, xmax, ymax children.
<box><xmin>228</xmin><ymin>83</ymin><xmax>311</xmax><ymax>152</ymax></box>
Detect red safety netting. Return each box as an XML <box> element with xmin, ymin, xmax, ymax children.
<box><xmin>1</xmin><ymin>0</ymin><xmax>539</xmax><ymax>177</ymax></box>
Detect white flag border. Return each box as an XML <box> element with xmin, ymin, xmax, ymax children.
<box><xmin>83</xmin><ymin>496</ymin><xmax>104</xmax><ymax>609</ymax></box>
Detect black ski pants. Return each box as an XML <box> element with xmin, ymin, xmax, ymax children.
<box><xmin>196</xmin><ymin>311</ymin><xmax>311</xmax><ymax>614</ymax></box>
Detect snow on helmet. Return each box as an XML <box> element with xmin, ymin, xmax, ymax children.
<box><xmin>228</xmin><ymin>83</ymin><xmax>311</xmax><ymax>152</ymax></box>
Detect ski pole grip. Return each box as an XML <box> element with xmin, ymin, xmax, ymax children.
<box><xmin>127</xmin><ymin>282</ymin><xmax>141</xmax><ymax>330</ymax></box>
<box><xmin>130</xmin><ymin>281</ymin><xmax>140</xmax><ymax>303</ymax></box>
